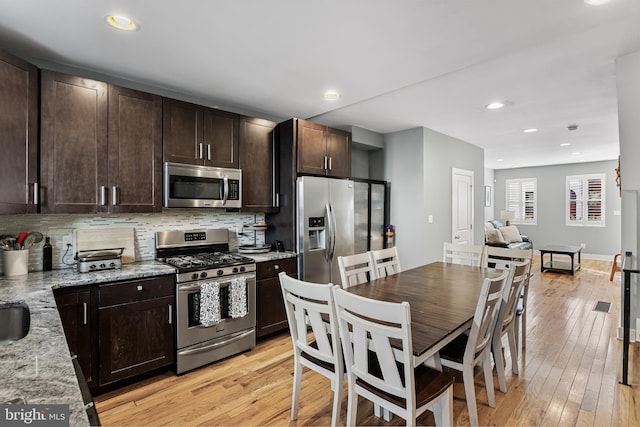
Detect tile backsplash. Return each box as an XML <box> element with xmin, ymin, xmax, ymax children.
<box><xmin>0</xmin><ymin>210</ymin><xmax>266</xmax><ymax>274</ymax></box>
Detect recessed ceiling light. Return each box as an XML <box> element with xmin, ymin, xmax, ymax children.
<box><xmin>105</xmin><ymin>15</ymin><xmax>139</xmax><ymax>31</ymax></box>
<box><xmin>496</xmin><ymin>159</ymin><xmax>504</xmax><ymax>162</ymax></box>
<box><xmin>560</xmin><ymin>143</ymin><xmax>571</xmax><ymax>147</ymax></box>
<box><xmin>486</xmin><ymin>101</ymin><xmax>505</xmax><ymax>110</ymax></box>
<box><xmin>523</xmin><ymin>128</ymin><xmax>537</xmax><ymax>133</ymax></box>
<box><xmin>584</xmin><ymin>0</ymin><xmax>611</xmax><ymax>5</ymax></box>
<box><xmin>323</xmin><ymin>90</ymin><xmax>340</xmax><ymax>101</ymax></box>
<box><xmin>572</xmin><ymin>152</ymin><xmax>581</xmax><ymax>155</ymax></box>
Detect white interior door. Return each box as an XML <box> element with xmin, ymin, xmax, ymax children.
<box><xmin>452</xmin><ymin>168</ymin><xmax>474</xmax><ymax>244</ymax></box>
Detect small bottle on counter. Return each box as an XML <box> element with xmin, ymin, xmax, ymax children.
<box><xmin>43</xmin><ymin>236</ymin><xmax>53</xmax><ymax>271</ymax></box>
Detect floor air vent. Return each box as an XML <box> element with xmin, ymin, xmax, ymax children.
<box><xmin>593</xmin><ymin>301</ymin><xmax>612</xmax><ymax>313</ymax></box>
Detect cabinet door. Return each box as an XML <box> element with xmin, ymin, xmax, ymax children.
<box><xmin>296</xmin><ymin>119</ymin><xmax>327</xmax><ymax>176</ymax></box>
<box><xmin>256</xmin><ymin>258</ymin><xmax>297</xmax><ymax>338</ymax></box>
<box><xmin>203</xmin><ymin>108</ymin><xmax>239</xmax><ymax>168</ymax></box>
<box><xmin>162</xmin><ymin>98</ymin><xmax>203</xmax><ymax>166</ymax></box>
<box><xmin>108</xmin><ymin>85</ymin><xmax>163</xmax><ymax>213</ymax></box>
<box><xmin>239</xmin><ymin>117</ymin><xmax>277</xmax><ymax>212</ymax></box>
<box><xmin>0</xmin><ymin>50</ymin><xmax>38</xmax><ymax>214</ymax></box>
<box><xmin>326</xmin><ymin>127</ymin><xmax>351</xmax><ymax>178</ymax></box>
<box><xmin>54</xmin><ymin>289</ymin><xmax>95</xmax><ymax>388</ymax></box>
<box><xmin>99</xmin><ymin>295</ymin><xmax>174</xmax><ymax>385</ymax></box>
<box><xmin>40</xmin><ymin>71</ymin><xmax>108</xmax><ymax>213</ymax></box>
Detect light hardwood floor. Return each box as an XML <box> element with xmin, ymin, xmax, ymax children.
<box><xmin>95</xmin><ymin>258</ymin><xmax>640</xmax><ymax>426</ymax></box>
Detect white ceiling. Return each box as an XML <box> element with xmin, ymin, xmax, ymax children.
<box><xmin>1</xmin><ymin>0</ymin><xmax>639</xmax><ymax>169</ymax></box>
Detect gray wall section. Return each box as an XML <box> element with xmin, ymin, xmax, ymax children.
<box><xmin>484</xmin><ymin>168</ymin><xmax>495</xmax><ymax>221</ymax></box>
<box><xmin>351</xmin><ymin>147</ymin><xmax>371</xmax><ymax>179</ymax></box>
<box><xmin>494</xmin><ymin>160</ymin><xmax>621</xmax><ymax>257</ymax></box>
<box><xmin>382</xmin><ymin>127</ymin><xmax>485</xmax><ymax>270</ymax></box>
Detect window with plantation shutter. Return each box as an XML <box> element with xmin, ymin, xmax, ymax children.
<box><xmin>566</xmin><ymin>174</ymin><xmax>605</xmax><ymax>226</ymax></box>
<box><xmin>505</xmin><ymin>178</ymin><xmax>537</xmax><ymax>224</ymax></box>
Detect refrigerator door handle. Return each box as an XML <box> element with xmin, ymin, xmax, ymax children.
<box><xmin>328</xmin><ymin>203</ymin><xmax>337</xmax><ymax>261</ymax></box>
<box><xmin>325</xmin><ymin>203</ymin><xmax>333</xmax><ymax>262</ymax></box>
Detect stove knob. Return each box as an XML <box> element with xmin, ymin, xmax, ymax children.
<box><xmin>239</xmin><ymin>266</ymin><xmax>246</xmax><ymax>272</ymax></box>
<box><xmin>110</xmin><ymin>262</ymin><xmax>116</xmax><ymax>268</ymax></box>
<box><xmin>99</xmin><ymin>263</ymin><xmax>106</xmax><ymax>268</ymax></box>
<box><xmin>191</xmin><ymin>273</ymin><xmax>199</xmax><ymax>280</ymax></box>
<box><xmin>200</xmin><ymin>271</ymin><xmax>208</xmax><ymax>279</ymax></box>
<box><xmin>232</xmin><ymin>267</ymin><xmax>239</xmax><ymax>274</ymax></box>
<box><xmin>217</xmin><ymin>269</ymin><xmax>224</xmax><ymax>276</ymax></box>
<box><xmin>89</xmin><ymin>264</ymin><xmax>96</xmax><ymax>270</ymax></box>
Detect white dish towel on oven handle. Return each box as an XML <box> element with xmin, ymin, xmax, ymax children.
<box><xmin>200</xmin><ymin>281</ymin><xmax>221</xmax><ymax>327</ymax></box>
<box><xmin>229</xmin><ymin>277</ymin><xmax>248</xmax><ymax>318</ymax></box>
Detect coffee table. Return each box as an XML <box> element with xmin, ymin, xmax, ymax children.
<box><xmin>539</xmin><ymin>244</ymin><xmax>582</xmax><ymax>275</ymax></box>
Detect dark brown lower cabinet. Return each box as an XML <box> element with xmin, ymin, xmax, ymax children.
<box><xmin>256</xmin><ymin>257</ymin><xmax>297</xmax><ymax>338</ymax></box>
<box><xmin>54</xmin><ymin>287</ymin><xmax>96</xmax><ymax>388</ymax></box>
<box><xmin>98</xmin><ymin>276</ymin><xmax>175</xmax><ymax>386</ymax></box>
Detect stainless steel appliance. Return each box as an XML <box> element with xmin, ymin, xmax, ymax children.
<box><xmin>156</xmin><ymin>228</ymin><xmax>256</xmax><ymax>374</ymax></box>
<box><xmin>75</xmin><ymin>248</ymin><xmax>123</xmax><ymax>273</ymax></box>
<box><xmin>163</xmin><ymin>162</ymin><xmax>242</xmax><ymax>208</ymax></box>
<box><xmin>353</xmin><ymin>179</ymin><xmax>388</xmax><ymax>254</ymax></box>
<box><xmin>296</xmin><ymin>176</ymin><xmax>355</xmax><ymax>284</ymax></box>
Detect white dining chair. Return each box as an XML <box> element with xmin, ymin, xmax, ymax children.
<box><xmin>491</xmin><ymin>260</ymin><xmax>529</xmax><ymax>393</ymax></box>
<box><xmin>337</xmin><ymin>252</ymin><xmax>377</xmax><ymax>289</ymax></box>
<box><xmin>369</xmin><ymin>247</ymin><xmax>401</xmax><ymax>278</ymax></box>
<box><xmin>332</xmin><ymin>286</ymin><xmax>455</xmax><ymax>427</ymax></box>
<box><xmin>435</xmin><ymin>269</ymin><xmax>509</xmax><ymax>426</ymax></box>
<box><xmin>483</xmin><ymin>246</ymin><xmax>534</xmax><ymax>352</ymax></box>
<box><xmin>279</xmin><ymin>272</ymin><xmax>343</xmax><ymax>427</ymax></box>
<box><xmin>442</xmin><ymin>242</ymin><xmax>484</xmax><ymax>267</ymax></box>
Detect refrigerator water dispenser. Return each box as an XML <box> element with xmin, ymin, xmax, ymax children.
<box><xmin>308</xmin><ymin>217</ymin><xmax>326</xmax><ymax>250</ymax></box>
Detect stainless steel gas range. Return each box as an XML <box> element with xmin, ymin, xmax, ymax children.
<box><xmin>156</xmin><ymin>228</ymin><xmax>256</xmax><ymax>374</ymax></box>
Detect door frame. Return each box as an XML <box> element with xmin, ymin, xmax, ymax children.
<box><xmin>451</xmin><ymin>168</ymin><xmax>475</xmax><ymax>245</ymax></box>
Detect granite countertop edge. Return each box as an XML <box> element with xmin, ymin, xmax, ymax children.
<box><xmin>0</xmin><ymin>260</ymin><xmax>175</xmax><ymax>426</ymax></box>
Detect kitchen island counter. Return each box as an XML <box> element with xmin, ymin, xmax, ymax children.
<box><xmin>0</xmin><ymin>261</ymin><xmax>175</xmax><ymax>426</ymax></box>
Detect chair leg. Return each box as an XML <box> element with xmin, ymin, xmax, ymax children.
<box><xmin>483</xmin><ymin>350</ymin><xmax>496</xmax><ymax>408</ymax></box>
<box><xmin>462</xmin><ymin>365</ymin><xmax>479</xmax><ymax>426</ymax></box>
<box><xmin>492</xmin><ymin>333</ymin><xmax>507</xmax><ymax>393</ymax></box>
<box><xmin>610</xmin><ymin>253</ymin><xmax>621</xmax><ymax>281</ymax></box>
<box><xmin>432</xmin><ymin>384</ymin><xmax>453</xmax><ymax>427</ymax></box>
<box><xmin>507</xmin><ymin>327</ymin><xmax>519</xmax><ymax>375</ymax></box>
<box><xmin>346</xmin><ymin>387</ymin><xmax>358</xmax><ymax>427</ymax></box>
<box><xmin>330</xmin><ymin>374</ymin><xmax>343</xmax><ymax>427</ymax></box>
<box><xmin>291</xmin><ymin>357</ymin><xmax>302</xmax><ymax>420</ymax></box>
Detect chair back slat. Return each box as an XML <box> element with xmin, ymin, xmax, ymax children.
<box><xmin>497</xmin><ymin>261</ymin><xmax>529</xmax><ymax>333</ymax></box>
<box><xmin>338</xmin><ymin>253</ymin><xmax>377</xmax><ymax>289</ymax></box>
<box><xmin>369</xmin><ymin>247</ymin><xmax>402</xmax><ymax>278</ymax></box>
<box><xmin>443</xmin><ymin>242</ymin><xmax>484</xmax><ymax>267</ymax></box>
<box><xmin>466</xmin><ymin>271</ymin><xmax>508</xmax><ymax>363</ymax></box>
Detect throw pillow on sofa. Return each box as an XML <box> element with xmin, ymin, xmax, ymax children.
<box><xmin>486</xmin><ymin>228</ymin><xmax>507</xmax><ymax>244</ymax></box>
<box><xmin>500</xmin><ymin>225</ymin><xmax>523</xmax><ymax>243</ymax></box>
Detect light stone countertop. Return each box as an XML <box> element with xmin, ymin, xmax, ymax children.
<box><xmin>0</xmin><ymin>261</ymin><xmax>175</xmax><ymax>426</ymax></box>
<box><xmin>238</xmin><ymin>250</ymin><xmax>297</xmax><ymax>263</ymax></box>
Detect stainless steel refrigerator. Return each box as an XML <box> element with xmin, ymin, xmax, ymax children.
<box><xmin>296</xmin><ymin>176</ymin><xmax>355</xmax><ymax>284</ymax></box>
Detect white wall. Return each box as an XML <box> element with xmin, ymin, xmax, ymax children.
<box><xmin>616</xmin><ymin>49</ymin><xmax>640</xmax><ymax>340</ymax></box>
<box><xmin>383</xmin><ymin>127</ymin><xmax>485</xmax><ymax>270</ymax></box>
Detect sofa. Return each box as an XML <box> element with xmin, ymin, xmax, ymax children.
<box><xmin>484</xmin><ymin>220</ymin><xmax>533</xmax><ymax>250</ymax></box>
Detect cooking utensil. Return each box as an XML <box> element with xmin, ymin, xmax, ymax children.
<box><xmin>16</xmin><ymin>232</ymin><xmax>28</xmax><ymax>248</ymax></box>
<box><xmin>22</xmin><ymin>232</ymin><xmax>43</xmax><ymax>249</ymax></box>
<box><xmin>0</xmin><ymin>238</ymin><xmax>18</xmax><ymax>250</ymax></box>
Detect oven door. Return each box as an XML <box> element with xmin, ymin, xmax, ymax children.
<box><xmin>177</xmin><ymin>273</ymin><xmax>256</xmax><ymax>349</ymax></box>
<box><xmin>163</xmin><ymin>162</ymin><xmax>242</xmax><ymax>208</ymax></box>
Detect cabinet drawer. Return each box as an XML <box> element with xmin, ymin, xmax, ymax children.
<box><xmin>99</xmin><ymin>275</ymin><xmax>174</xmax><ymax>307</ymax></box>
<box><xmin>256</xmin><ymin>258</ymin><xmax>297</xmax><ymax>280</ymax></box>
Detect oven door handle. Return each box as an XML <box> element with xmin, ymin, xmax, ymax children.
<box><xmin>222</xmin><ymin>176</ymin><xmax>229</xmax><ymax>205</ymax></box>
<box><xmin>178</xmin><ymin>274</ymin><xmax>256</xmax><ymax>293</ymax></box>
<box><xmin>177</xmin><ymin>329</ymin><xmax>254</xmax><ymax>356</ymax></box>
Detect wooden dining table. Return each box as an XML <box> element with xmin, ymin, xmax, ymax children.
<box><xmin>344</xmin><ymin>261</ymin><xmax>504</xmax><ymax>365</ymax></box>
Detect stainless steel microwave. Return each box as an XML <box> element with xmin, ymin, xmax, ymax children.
<box><xmin>163</xmin><ymin>162</ymin><xmax>242</xmax><ymax>208</ymax></box>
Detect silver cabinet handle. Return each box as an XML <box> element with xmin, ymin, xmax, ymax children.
<box><xmin>137</xmin><ymin>285</ymin><xmax>143</xmax><ymax>291</ymax></box>
<box><xmin>199</xmin><ymin>143</ymin><xmax>204</xmax><ymax>160</ymax></box>
<box><xmin>328</xmin><ymin>157</ymin><xmax>332</xmax><ymax>171</ymax></box>
<box><xmin>112</xmin><ymin>186</ymin><xmax>118</xmax><ymax>206</ymax></box>
<box><xmin>207</xmin><ymin>144</ymin><xmax>211</xmax><ymax>161</ymax></box>
<box><xmin>83</xmin><ymin>302</ymin><xmax>88</xmax><ymax>325</ymax></box>
<box><xmin>168</xmin><ymin>304</ymin><xmax>173</xmax><ymax>325</ymax></box>
<box><xmin>32</xmin><ymin>183</ymin><xmax>39</xmax><ymax>205</ymax></box>
<box><xmin>274</xmin><ymin>264</ymin><xmax>279</xmax><ymax>270</ymax></box>
<box><xmin>100</xmin><ymin>186</ymin><xmax>107</xmax><ymax>206</ymax></box>
<box><xmin>323</xmin><ymin>156</ymin><xmax>328</xmax><ymax>170</ymax></box>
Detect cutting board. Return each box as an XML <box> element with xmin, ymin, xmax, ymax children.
<box><xmin>75</xmin><ymin>228</ymin><xmax>136</xmax><ymax>263</ymax></box>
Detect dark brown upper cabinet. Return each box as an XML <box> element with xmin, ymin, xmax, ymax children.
<box><xmin>239</xmin><ymin>116</ymin><xmax>278</xmax><ymax>212</ymax></box>
<box><xmin>163</xmin><ymin>98</ymin><xmax>239</xmax><ymax>168</ymax></box>
<box><xmin>108</xmin><ymin>85</ymin><xmax>163</xmax><ymax>213</ymax></box>
<box><xmin>0</xmin><ymin>49</ymin><xmax>39</xmax><ymax>214</ymax></box>
<box><xmin>296</xmin><ymin>119</ymin><xmax>351</xmax><ymax>178</ymax></box>
<box><xmin>40</xmin><ymin>70</ymin><xmax>163</xmax><ymax>213</ymax></box>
